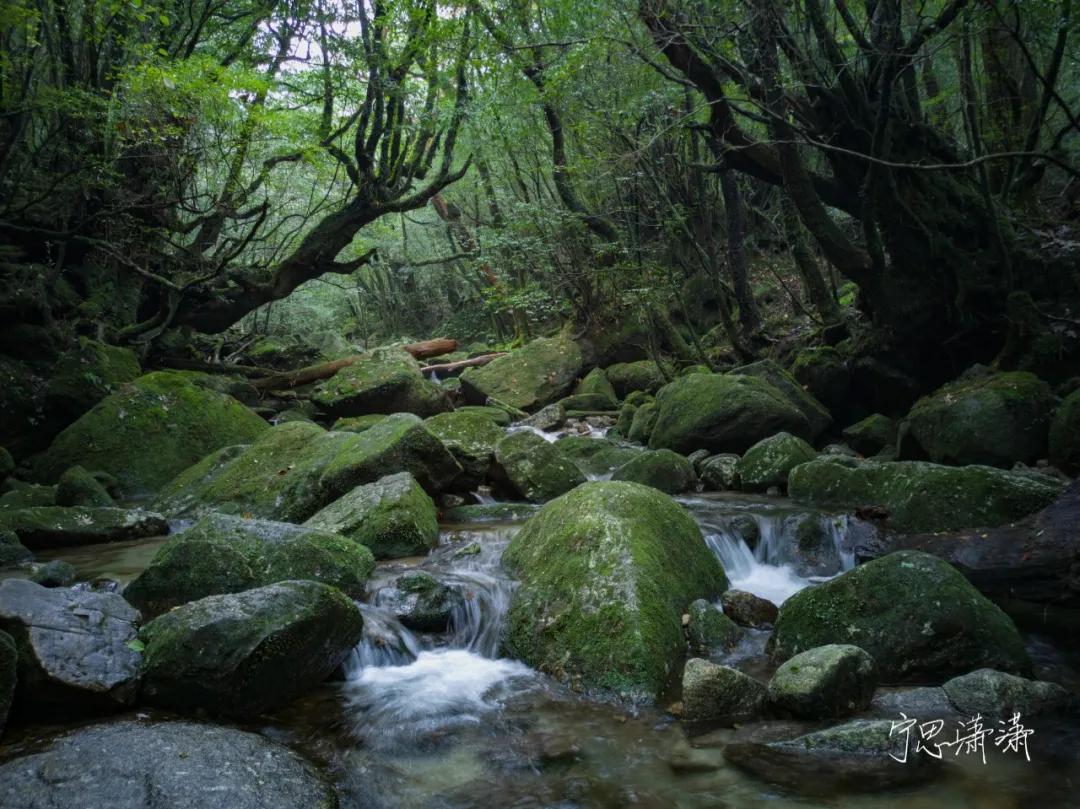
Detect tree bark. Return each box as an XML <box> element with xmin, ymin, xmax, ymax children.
<box><xmin>420</xmin><ymin>352</ymin><xmax>507</xmax><ymax>375</ymax></box>
<box><xmin>719</xmin><ymin>169</ymin><xmax>762</xmax><ymax>336</ymax></box>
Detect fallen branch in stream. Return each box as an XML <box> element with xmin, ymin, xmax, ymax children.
<box><xmin>420</xmin><ymin>352</ymin><xmax>507</xmax><ymax>375</ymax></box>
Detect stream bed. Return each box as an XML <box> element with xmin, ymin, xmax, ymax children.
<box><xmin>4</xmin><ymin>493</ymin><xmax>1080</xmax><ymax>808</ymax></box>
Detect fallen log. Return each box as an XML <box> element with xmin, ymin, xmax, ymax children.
<box><xmin>402</xmin><ymin>338</ymin><xmax>460</xmax><ymax>360</ymax></box>
<box><xmin>420</xmin><ymin>352</ymin><xmax>507</xmax><ymax>375</ymax></box>
<box><xmin>252</xmin><ymin>357</ymin><xmax>360</xmax><ymax>390</ymax></box>
<box><xmin>158</xmin><ymin>358</ymin><xmax>276</xmax><ymax>378</ymax></box>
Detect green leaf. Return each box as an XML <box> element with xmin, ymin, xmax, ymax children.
<box><xmin>126</xmin><ymin>638</ymin><xmax>145</xmax><ymax>653</ymax></box>
<box><xmin>159</xmin><ymin>13</ymin><xmax>169</xmax><ymax>24</ymax></box>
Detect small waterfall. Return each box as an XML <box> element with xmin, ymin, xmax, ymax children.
<box><xmin>704</xmin><ymin>526</ymin><xmax>810</xmax><ymax>606</ymax></box>
<box><xmin>430</xmin><ymin>370</ymin><xmax>441</xmax><ymax>385</ymax></box>
<box><xmin>471</xmin><ymin>490</ymin><xmax>499</xmax><ymax>506</ymax></box>
<box><xmin>341</xmin><ymin>604</ymin><xmax>423</xmax><ymax>676</ymax></box>
<box><xmin>504</xmin><ymin>424</ymin><xmax>559</xmax><ymax>442</ymax></box>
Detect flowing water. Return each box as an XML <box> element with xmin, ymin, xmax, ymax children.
<box><xmin>10</xmin><ymin>495</ymin><xmax>1080</xmax><ymax>807</ymax></box>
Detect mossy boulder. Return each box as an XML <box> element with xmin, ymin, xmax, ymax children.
<box><xmin>55</xmin><ymin>465</ymin><xmax>113</xmax><ymax>507</ymax></box>
<box><xmin>518</xmin><ymin>403</ymin><xmax>566</xmax><ymax>431</ymax></box>
<box><xmin>0</xmin><ymin>526</ymin><xmax>32</xmax><ymax>567</ymax></box>
<box><xmin>460</xmin><ymin>337</ymin><xmax>583</xmax><ymax>411</ymax></box>
<box><xmin>46</xmin><ymin>337</ymin><xmax>141</xmax><ymax>426</ymax></box>
<box><xmin>730</xmin><ymin>359</ymin><xmax>832</xmax><ymax>440</ymax></box>
<box><xmin>312</xmin><ymin>348</ymin><xmax>450</xmax><ymax>419</ymax></box>
<box><xmin>788</xmin><ymin>455</ymin><xmax>1062</xmax><ymax>533</ymax></box>
<box><xmin>681</xmin><ymin>658</ymin><xmax>767</xmax><ymax>722</ymax></box>
<box><xmin>610</xmin><ymin>449</ymin><xmax>694</xmax><ymax>494</ymax></box>
<box><xmin>29</xmin><ymin>559</ymin><xmax>77</xmax><ymax>587</ymax></box>
<box><xmin>304</xmin><ymin>472</ymin><xmax>438</xmax><ymax>560</ymax></box>
<box><xmin>456</xmin><ymin>405</ymin><xmax>513</xmax><ymax>427</ymax></box>
<box><xmin>791</xmin><ymin>347</ymin><xmax>849</xmax><ymax>413</ymax></box>
<box><xmin>247</xmin><ymin>336</ymin><xmax>319</xmax><ymax>369</ymax></box>
<box><xmin>767</xmin><ymin>644</ymin><xmax>878</xmax><ymax>719</ymax></box>
<box><xmin>627</xmin><ymin>402</ymin><xmax>659</xmax><ymax>444</ymax></box>
<box><xmin>36</xmin><ymin>372</ymin><xmax>269</xmax><ymax>495</ymax></box>
<box><xmin>384</xmin><ymin>570</ymin><xmax>464</xmax><ymax>632</ymax></box>
<box><xmin>139</xmin><ymin>580</ymin><xmax>364</xmax><ymax>718</ymax></box>
<box><xmin>700</xmin><ymin>454</ymin><xmax>740</xmax><ymax>491</ymax></box>
<box><xmin>153</xmin><ymin>415</ymin><xmax>460</xmax><ymax>522</ymax></box>
<box><xmin>686</xmin><ymin>599</ymin><xmax>740</xmax><ymax>654</ymax></box>
<box><xmin>767</xmin><ymin>551</ymin><xmax>1031</xmax><ymax>683</ymax></box>
<box><xmin>441</xmin><ymin>503</ymin><xmax>541</xmax><ymax>523</ymax></box>
<box><xmin>0</xmin><ymin>447</ymin><xmax>13</xmax><ymax>485</ymax></box>
<box><xmin>842</xmin><ymin>414</ymin><xmax>898</xmax><ymax>457</ymax></box>
<box><xmin>604</xmin><ymin>361</ymin><xmax>665</xmax><ymax>398</ymax></box>
<box><xmin>502</xmin><ymin>481</ymin><xmax>728</xmax><ymax>697</ymax></box>
<box><xmin>907</xmin><ymin>371</ymin><xmax>1055</xmax><ymax>468</ymax></box>
<box><xmin>0</xmin><ymin>506</ymin><xmax>168</xmax><ymax>550</ymax></box>
<box><xmin>554</xmin><ymin>436</ymin><xmax>641</xmax><ymax>477</ymax></box>
<box><xmin>942</xmin><ymin>668</ymin><xmax>1077</xmax><ymax>719</ymax></box>
<box><xmin>0</xmin><ymin>483</ymin><xmax>56</xmax><ymax>510</ymax></box>
<box><xmin>424</xmin><ymin>410</ymin><xmax>505</xmax><ymax>487</ymax></box>
<box><xmin>648</xmin><ymin>374</ymin><xmax>811</xmax><ymax>455</ymax></box>
<box><xmin>124</xmin><ymin>513</ymin><xmax>375</xmax><ymax>619</ymax></box>
<box><xmin>1048</xmin><ymin>387</ymin><xmax>1080</xmax><ymax>474</ymax></box>
<box><xmin>331</xmin><ymin>414</ymin><xmax>388</xmax><ymax>433</ymax></box>
<box><xmin>736</xmin><ymin>432</ymin><xmax>817</xmax><ymax>492</ymax></box>
<box><xmin>609</xmin><ymin>402</ymin><xmax>638</xmax><ymax>440</ymax></box>
<box><xmin>495</xmin><ymin>431</ymin><xmax>586</xmax><ymax>503</ymax></box>
<box><xmin>566</xmin><ymin>368</ymin><xmax>618</xmax><ymax>411</ymax></box>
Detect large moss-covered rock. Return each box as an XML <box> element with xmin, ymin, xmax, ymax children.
<box><xmin>736</xmin><ymin>432</ymin><xmax>817</xmax><ymax>492</ymax></box>
<box><xmin>55</xmin><ymin>465</ymin><xmax>113</xmax><ymax>507</ymax></box>
<box><xmin>648</xmin><ymin>373</ymin><xmax>811</xmax><ymax>455</ymax></box>
<box><xmin>502</xmin><ymin>481</ymin><xmax>728</xmax><ymax>697</ymax></box>
<box><xmin>460</xmin><ymin>337</ymin><xmax>583</xmax><ymax>411</ymax></box>
<box><xmin>332</xmin><ymin>414</ymin><xmax>388</xmax><ymax>433</ymax></box>
<box><xmin>305</xmin><ymin>472</ymin><xmax>438</xmax><ymax>559</ymax></box>
<box><xmin>907</xmin><ymin>371</ymin><xmax>1056</xmax><ymax>468</ymax></box>
<box><xmin>554</xmin><ymin>436</ymin><xmax>641</xmax><ymax>477</ymax></box>
<box><xmin>0</xmin><ymin>483</ymin><xmax>56</xmax><ymax>510</ymax></box>
<box><xmin>791</xmin><ymin>347</ymin><xmax>849</xmax><ymax>413</ymax></box>
<box><xmin>124</xmin><ymin>513</ymin><xmax>375</xmax><ymax>619</ymax></box>
<box><xmin>0</xmin><ymin>578</ymin><xmax>142</xmax><ymax>710</ymax></box>
<box><xmin>36</xmin><ymin>372</ymin><xmax>269</xmax><ymax>495</ymax></box>
<box><xmin>1048</xmin><ymin>387</ymin><xmax>1080</xmax><ymax>474</ymax></box>
<box><xmin>46</xmin><ymin>337</ymin><xmax>141</xmax><ymax>426</ymax></box>
<box><xmin>425</xmin><ymin>410</ymin><xmax>505</xmax><ymax>487</ymax></box>
<box><xmin>312</xmin><ymin>348</ymin><xmax>450</xmax><ymax>418</ymax></box>
<box><xmin>139</xmin><ymin>580</ymin><xmax>364</xmax><ymax>717</ymax></box>
<box><xmin>627</xmin><ymin>401</ymin><xmax>658</xmax><ymax>444</ymax></box>
<box><xmin>681</xmin><ymin>658</ymin><xmax>766</xmax><ymax>722</ymax></box>
<box><xmin>610</xmin><ymin>449</ymin><xmax>694</xmax><ymax>494</ymax></box>
<box><xmin>604</xmin><ymin>361</ymin><xmax>665</xmax><ymax>398</ymax></box>
<box><xmin>768</xmin><ymin>551</ymin><xmax>1031</xmax><ymax>683</ymax></box>
<box><xmin>565</xmin><ymin>368</ymin><xmax>618</xmax><ymax>411</ymax></box>
<box><xmin>495</xmin><ymin>430</ymin><xmax>586</xmax><ymax>503</ymax></box>
<box><xmin>788</xmin><ymin>455</ymin><xmax>1062</xmax><ymax>533</ymax></box>
<box><xmin>29</xmin><ymin>560</ymin><xmax>77</xmax><ymax>587</ymax></box>
<box><xmin>730</xmin><ymin>359</ymin><xmax>832</xmax><ymax>440</ymax></box>
<box><xmin>518</xmin><ymin>403</ymin><xmax>566</xmax><ymax>431</ymax></box>
<box><xmin>609</xmin><ymin>402</ymin><xmax>638</xmax><ymax>440</ymax></box>
<box><xmin>456</xmin><ymin>405</ymin><xmax>512</xmax><ymax>426</ymax></box>
<box><xmin>942</xmin><ymin>668</ymin><xmax>1077</xmax><ymax>719</ymax></box>
<box><xmin>0</xmin><ymin>506</ymin><xmax>168</xmax><ymax>550</ymax></box>
<box><xmin>0</xmin><ymin>525</ymin><xmax>33</xmax><ymax>567</ymax></box>
<box><xmin>842</xmin><ymin>414</ymin><xmax>898</xmax><ymax>457</ymax></box>
<box><xmin>767</xmin><ymin>644</ymin><xmax>878</xmax><ymax>719</ymax></box>
<box><xmin>153</xmin><ymin>415</ymin><xmax>460</xmax><ymax>522</ymax></box>
<box><xmin>0</xmin><ymin>720</ymin><xmax>339</xmax><ymax>809</ymax></box>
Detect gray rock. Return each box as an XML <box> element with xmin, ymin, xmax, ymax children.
<box><xmin>140</xmin><ymin>580</ymin><xmax>364</xmax><ymax>718</ymax></box>
<box><xmin>0</xmin><ymin>719</ymin><xmax>337</xmax><ymax>809</ymax></box>
<box><xmin>767</xmin><ymin>644</ymin><xmax>878</xmax><ymax>719</ymax></box>
<box><xmin>700</xmin><ymin>454</ymin><xmax>740</xmax><ymax>491</ymax></box>
<box><xmin>0</xmin><ymin>578</ymin><xmax>141</xmax><ymax>709</ymax></box>
<box><xmin>720</xmin><ymin>589</ymin><xmax>777</xmax><ymax>627</ymax></box>
<box><xmin>942</xmin><ymin>668</ymin><xmax>1078</xmax><ymax>719</ymax></box>
<box><xmin>0</xmin><ymin>506</ymin><xmax>168</xmax><ymax>550</ymax></box>
<box><xmin>29</xmin><ymin>559</ymin><xmax>77</xmax><ymax>588</ymax></box>
<box><xmin>519</xmin><ymin>403</ymin><xmax>567</xmax><ymax>431</ymax></box>
<box><xmin>384</xmin><ymin>570</ymin><xmax>463</xmax><ymax>632</ymax></box>
<box><xmin>681</xmin><ymin>658</ymin><xmax>766</xmax><ymax>722</ymax></box>
<box><xmin>869</xmin><ymin>686</ymin><xmax>958</xmax><ymax>719</ymax></box>
<box><xmin>685</xmin><ymin>599</ymin><xmax>740</xmax><ymax>654</ymax></box>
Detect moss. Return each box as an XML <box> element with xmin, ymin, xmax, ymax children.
<box><xmin>791</xmin><ymin>347</ymin><xmax>849</xmax><ymax>411</ymax></box>
<box><xmin>624</xmin><ymin>391</ymin><xmax>654</xmax><ymax>407</ymax></box>
<box><xmin>151</xmin><ymin>444</ymin><xmax>250</xmax><ymax>517</ymax></box>
<box><xmin>842</xmin><ymin>414</ymin><xmax>898</xmax><ymax>457</ymax></box>
<box><xmin>125</xmin><ymin>513</ymin><xmax>374</xmax><ymax>619</ymax></box>
<box><xmin>0</xmin><ymin>526</ymin><xmax>33</xmax><ymax>567</ymax></box>
<box><xmin>502</xmin><ymin>481</ymin><xmax>728</xmax><ymax>698</ymax></box>
<box><xmin>648</xmin><ymin>373</ymin><xmax>811</xmax><ymax>455</ymax></box>
<box><xmin>573</xmin><ymin>368</ymin><xmax>618</xmax><ymax>409</ymax></box>
<box><xmin>610</xmin><ymin>449</ymin><xmax>694</xmax><ymax>493</ymax></box>
<box><xmin>729</xmin><ymin>359</ymin><xmax>832</xmax><ymax>440</ymax></box>
<box><xmin>441</xmin><ymin>503</ymin><xmax>541</xmax><ymax>522</ymax></box>
<box><xmin>907</xmin><ymin>371</ymin><xmax>1055</xmax><ymax>468</ymax></box>
<box><xmin>29</xmin><ymin>559</ymin><xmax>77</xmax><ymax>587</ymax></box>
<box><xmin>609</xmin><ymin>402</ymin><xmax>638</xmax><ymax>439</ymax></box>
<box><xmin>686</xmin><ymin>599</ymin><xmax>740</xmax><ymax>653</ymax></box>
<box><xmin>455</xmin><ymin>406</ymin><xmax>512</xmax><ymax>426</ymax></box>
<box><xmin>424</xmin><ymin>410</ymin><xmax>505</xmax><ymax>485</ymax></box>
<box><xmin>313</xmin><ymin>348</ymin><xmax>450</xmax><ymax>418</ymax></box>
<box><xmin>736</xmin><ymin>432</ymin><xmax>817</xmax><ymax>492</ymax></box>
<box><xmin>304</xmin><ymin>472</ymin><xmax>438</xmax><ymax>560</ymax></box>
<box><xmin>36</xmin><ymin>372</ymin><xmax>269</xmax><ymax>496</ymax></box>
<box><xmin>331</xmin><ymin>414</ymin><xmax>388</xmax><ymax>433</ymax></box>
<box><xmin>554</xmin><ymin>437</ymin><xmax>641</xmax><ymax>477</ymax></box>
<box><xmin>1049</xmin><ymin>387</ymin><xmax>1080</xmax><ymax>474</ymax></box>
<box><xmin>47</xmin><ymin>338</ymin><xmax>141</xmax><ymax>424</ymax></box>
<box><xmin>1</xmin><ymin>506</ymin><xmax>168</xmax><ymax>550</ymax></box>
<box><xmin>558</xmin><ymin>393</ymin><xmax>619</xmax><ymax>412</ymax></box>
<box><xmin>700</xmin><ymin>455</ymin><xmax>740</xmax><ymax>491</ymax></box>
<box><xmin>626</xmin><ymin>402</ymin><xmax>659</xmax><ymax>444</ymax></box>
<box><xmin>495</xmin><ymin>430</ymin><xmax>586</xmax><ymax>503</ymax></box>
<box><xmin>460</xmin><ymin>337</ymin><xmax>584</xmax><ymax>411</ymax></box>
<box><xmin>0</xmin><ymin>484</ymin><xmax>56</xmax><ymax>510</ymax></box>
<box><xmin>603</xmin><ymin>362</ymin><xmax>665</xmax><ymax>399</ymax></box>
<box><xmin>55</xmin><ymin>465</ymin><xmax>113</xmax><ymax>507</ymax></box>
<box><xmin>788</xmin><ymin>456</ymin><xmax>1061</xmax><ymax>533</ymax></box>
<box><xmin>768</xmin><ymin>551</ymin><xmax>1030</xmax><ymax>683</ymax></box>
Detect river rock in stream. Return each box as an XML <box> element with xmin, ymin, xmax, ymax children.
<box><xmin>0</xmin><ymin>719</ymin><xmax>338</xmax><ymax>809</ymax></box>
<box><xmin>313</xmin><ymin>346</ymin><xmax>451</xmax><ymax>419</ymax></box>
<box><xmin>0</xmin><ymin>506</ymin><xmax>168</xmax><ymax>550</ymax></box>
<box><xmin>495</xmin><ymin>430</ymin><xmax>586</xmax><ymax>503</ymax></box>
<box><xmin>735</xmin><ymin>432</ymin><xmax>817</xmax><ymax>492</ymax></box>
<box><xmin>460</xmin><ymin>336</ymin><xmax>583</xmax><ymax>411</ymax></box>
<box><xmin>140</xmin><ymin>580</ymin><xmax>364</xmax><ymax>717</ymax></box>
<box><xmin>124</xmin><ymin>512</ymin><xmax>375</xmax><ymax>619</ymax></box>
<box><xmin>609</xmin><ymin>449</ymin><xmax>695</xmax><ymax>494</ymax></box>
<box><xmin>766</xmin><ymin>644</ymin><xmax>878</xmax><ymax>719</ymax></box>
<box><xmin>424</xmin><ymin>410</ymin><xmax>506</xmax><ymax>489</ymax></box>
<box><xmin>502</xmin><ymin>481</ymin><xmax>728</xmax><ymax>698</ymax></box>
<box><xmin>767</xmin><ymin>551</ymin><xmax>1031</xmax><ymax>683</ymax></box>
<box><xmin>0</xmin><ymin>578</ymin><xmax>142</xmax><ymax>711</ymax></box>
